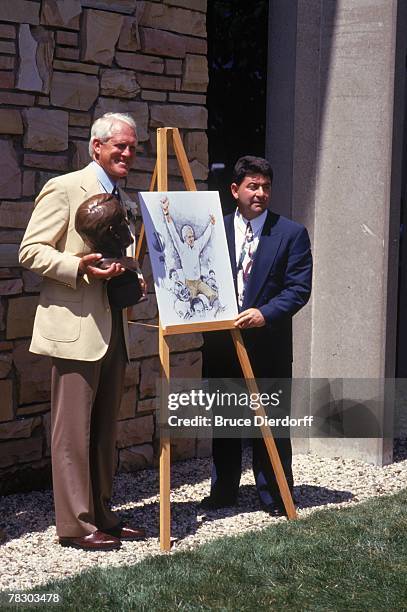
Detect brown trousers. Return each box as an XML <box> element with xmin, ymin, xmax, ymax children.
<box><xmin>51</xmin><ymin>309</ymin><xmax>127</xmax><ymax>537</ymax></box>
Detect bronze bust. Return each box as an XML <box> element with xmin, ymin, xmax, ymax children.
<box><xmin>75</xmin><ymin>193</ymin><xmax>144</xmax><ymax>307</ymax></box>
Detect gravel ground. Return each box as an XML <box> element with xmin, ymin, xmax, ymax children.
<box><xmin>1</xmin><ymin>441</ymin><xmax>406</xmax><ymax>592</ymax></box>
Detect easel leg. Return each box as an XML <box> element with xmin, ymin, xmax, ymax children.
<box><xmin>155</xmin><ymin>128</ymin><xmax>197</xmax><ymax>550</ymax></box>
<box><xmin>159</xmin><ymin>326</ymin><xmax>171</xmax><ymax>550</ymax></box>
<box><xmin>230</xmin><ymin>329</ymin><xmax>297</xmax><ymax>519</ymax></box>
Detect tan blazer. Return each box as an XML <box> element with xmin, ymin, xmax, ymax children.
<box><xmin>19</xmin><ymin>163</ymin><xmax>131</xmax><ymax>361</ymax></box>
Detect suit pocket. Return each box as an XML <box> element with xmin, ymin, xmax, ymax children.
<box><xmin>37</xmin><ymin>298</ymin><xmax>82</xmax><ymax>342</ymax></box>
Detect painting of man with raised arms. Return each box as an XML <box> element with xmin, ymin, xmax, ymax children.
<box><xmin>139</xmin><ymin>191</ymin><xmax>237</xmax><ymax>327</ymax></box>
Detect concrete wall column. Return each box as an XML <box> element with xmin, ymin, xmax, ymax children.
<box><xmin>267</xmin><ymin>0</ymin><xmax>405</xmax><ymax>465</ymax></box>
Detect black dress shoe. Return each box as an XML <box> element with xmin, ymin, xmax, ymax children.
<box><xmin>199</xmin><ymin>495</ymin><xmax>237</xmax><ymax>510</ymax></box>
<box><xmin>59</xmin><ymin>530</ymin><xmax>121</xmax><ymax>551</ymax></box>
<box><xmin>104</xmin><ymin>525</ymin><xmax>146</xmax><ymax>541</ymax></box>
<box><xmin>260</xmin><ymin>502</ymin><xmax>288</xmax><ymax>517</ymax></box>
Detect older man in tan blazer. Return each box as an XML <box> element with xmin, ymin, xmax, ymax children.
<box><xmin>19</xmin><ymin>112</ymin><xmax>145</xmax><ymax>551</ymax></box>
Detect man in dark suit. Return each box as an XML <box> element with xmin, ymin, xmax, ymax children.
<box><xmin>201</xmin><ymin>155</ymin><xmax>312</xmax><ymax>514</ymax></box>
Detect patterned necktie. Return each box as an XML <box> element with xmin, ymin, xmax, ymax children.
<box><xmin>112</xmin><ymin>186</ymin><xmax>136</xmax><ymax>226</ymax></box>
<box><xmin>237</xmin><ymin>221</ymin><xmax>254</xmax><ymax>307</ymax></box>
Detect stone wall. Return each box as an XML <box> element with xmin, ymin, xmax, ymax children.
<box><xmin>0</xmin><ymin>0</ymin><xmax>209</xmax><ymax>493</ymax></box>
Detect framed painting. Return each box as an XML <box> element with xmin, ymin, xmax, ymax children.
<box><xmin>139</xmin><ymin>191</ymin><xmax>238</xmax><ymax>328</ymax></box>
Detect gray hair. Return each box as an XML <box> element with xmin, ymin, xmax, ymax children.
<box><xmin>89</xmin><ymin>112</ymin><xmax>137</xmax><ymax>157</ymax></box>
<box><xmin>181</xmin><ymin>225</ymin><xmax>194</xmax><ymax>241</ymax></box>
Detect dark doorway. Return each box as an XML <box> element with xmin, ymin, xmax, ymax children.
<box><xmin>206</xmin><ymin>0</ymin><xmax>269</xmax><ymax>213</ymax></box>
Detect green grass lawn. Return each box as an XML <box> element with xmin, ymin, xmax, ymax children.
<box><xmin>3</xmin><ymin>489</ymin><xmax>407</xmax><ymax>611</ymax></box>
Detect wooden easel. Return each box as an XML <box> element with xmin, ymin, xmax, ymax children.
<box><xmin>135</xmin><ymin>127</ymin><xmax>296</xmax><ymax>551</ymax></box>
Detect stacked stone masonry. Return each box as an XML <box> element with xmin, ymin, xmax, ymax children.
<box><xmin>0</xmin><ymin>0</ymin><xmax>209</xmax><ymax>493</ymax></box>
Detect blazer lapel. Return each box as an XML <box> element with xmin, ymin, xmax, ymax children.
<box><xmin>79</xmin><ymin>163</ymin><xmax>101</xmax><ymax>197</ymax></box>
<box><xmin>242</xmin><ymin>211</ymin><xmax>283</xmax><ymax>308</ymax></box>
<box><xmin>74</xmin><ymin>164</ymin><xmax>102</xmax><ymax>255</ymax></box>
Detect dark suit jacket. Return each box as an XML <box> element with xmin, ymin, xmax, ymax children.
<box><xmin>203</xmin><ymin>210</ymin><xmax>313</xmax><ymax>379</ymax></box>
